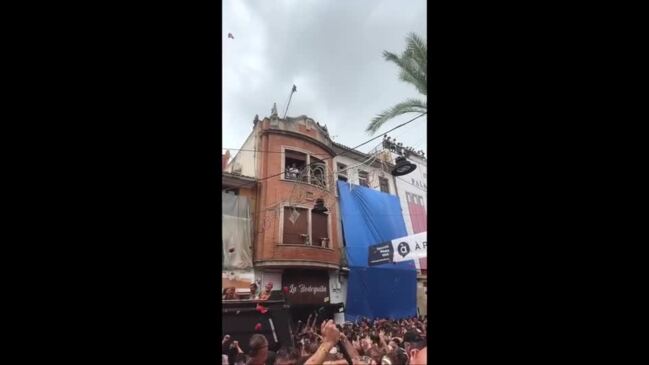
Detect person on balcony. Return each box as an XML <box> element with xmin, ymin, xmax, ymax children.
<box><xmin>222</xmin><ymin>287</ymin><xmax>236</xmax><ymax>300</ymax></box>
<box><xmin>259</xmin><ymin>282</ymin><xmax>273</xmax><ymax>301</ymax></box>
<box><xmin>286</xmin><ymin>163</ymin><xmax>299</xmax><ymax>180</ymax></box>
<box><xmin>249</xmin><ymin>282</ymin><xmax>259</xmax><ymax>300</ymax></box>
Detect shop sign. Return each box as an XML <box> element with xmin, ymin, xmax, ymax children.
<box><xmin>282</xmin><ymin>270</ymin><xmax>330</xmax><ymax>305</ymax></box>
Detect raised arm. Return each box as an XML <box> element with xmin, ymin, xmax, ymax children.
<box><xmin>305</xmin><ymin>320</ymin><xmax>340</xmax><ymax>365</ymax></box>
<box><xmin>339</xmin><ymin>333</ymin><xmax>362</xmax><ymax>364</ymax></box>
<box><xmin>303</xmin><ymin>314</ymin><xmax>313</xmax><ymax>334</ymax></box>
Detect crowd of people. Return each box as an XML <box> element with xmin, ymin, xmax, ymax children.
<box><xmin>222</xmin><ymin>315</ymin><xmax>427</xmax><ymax>365</ymax></box>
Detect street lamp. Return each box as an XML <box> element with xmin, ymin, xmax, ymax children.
<box><xmin>391</xmin><ymin>156</ymin><xmax>417</xmax><ymax>176</ymax></box>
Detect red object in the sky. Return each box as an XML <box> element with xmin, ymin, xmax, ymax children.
<box><xmin>256</xmin><ymin>303</ymin><xmax>268</xmax><ymax>314</ymax></box>
<box><xmin>255</xmin><ymin>323</ymin><xmax>262</xmax><ymax>331</ymax></box>
<box><xmin>228</xmin><ymin>33</ymin><xmax>234</xmax><ymax>39</ymax></box>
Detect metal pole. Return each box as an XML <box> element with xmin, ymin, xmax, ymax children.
<box><xmin>283</xmin><ymin>86</ymin><xmax>296</xmax><ymax>118</ymax></box>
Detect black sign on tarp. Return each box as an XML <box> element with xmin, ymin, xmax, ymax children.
<box><xmin>368</xmin><ymin>242</ymin><xmax>394</xmax><ymax>266</ymax></box>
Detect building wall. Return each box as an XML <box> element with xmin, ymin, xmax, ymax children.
<box><xmin>328</xmin><ymin>270</ymin><xmax>347</xmax><ymax>305</ymax></box>
<box><xmin>416</xmin><ymin>280</ymin><xmax>427</xmax><ymax>316</ymax></box>
<box><xmin>238</xmin><ymin>186</ymin><xmax>257</xmax><ymax>218</ymax></box>
<box><xmin>333</xmin><ymin>154</ymin><xmax>397</xmax><ymax>196</ymax></box>
<box><xmin>254</xmin><ymin>120</ymin><xmax>341</xmax><ymax>268</ymax></box>
<box><xmin>391</xmin><ymin>153</ymin><xmax>427</xmax><ymax>236</ymax></box>
<box><xmin>330</xmin><ymin>270</ymin><xmax>348</xmax><ymax>324</ymax></box>
<box><xmin>226</xmin><ymin>127</ymin><xmax>259</xmax><ymax>178</ymax></box>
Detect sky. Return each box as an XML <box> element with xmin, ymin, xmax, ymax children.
<box><xmin>223</xmin><ymin>0</ymin><xmax>427</xmax><ymax>157</ymax></box>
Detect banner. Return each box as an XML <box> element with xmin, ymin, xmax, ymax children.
<box><xmin>367</xmin><ymin>242</ymin><xmax>394</xmax><ymax>266</ymax></box>
<box><xmin>367</xmin><ymin>232</ymin><xmax>427</xmax><ymax>265</ymax></box>
<box><xmin>391</xmin><ymin>232</ymin><xmax>427</xmax><ymax>263</ymax></box>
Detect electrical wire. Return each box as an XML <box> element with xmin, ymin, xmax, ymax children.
<box><xmin>335</xmin><ymin>143</ymin><xmax>383</xmax><ymax>175</ymax></box>
<box><xmin>223</xmin><ymin>112</ymin><xmax>427</xmax><ymax>192</ymax></box>
<box><xmin>223</xmin><ymin>148</ymin><xmax>331</xmax><ymax>155</ymax></box>
<box><xmin>222</xmin><ymin>118</ymin><xmax>427</xmax><ymax>156</ymax></box>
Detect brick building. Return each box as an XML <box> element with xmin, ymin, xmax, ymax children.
<box><xmin>223</xmin><ymin>107</ymin><xmax>426</xmax><ymax>321</ymax></box>
<box><xmin>225</xmin><ymin>108</ymin><xmax>343</xmax><ymax>323</ymax></box>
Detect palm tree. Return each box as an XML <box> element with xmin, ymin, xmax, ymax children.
<box><xmin>366</xmin><ymin>33</ymin><xmax>427</xmax><ymax>134</ymax></box>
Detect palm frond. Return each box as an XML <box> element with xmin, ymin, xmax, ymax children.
<box><xmin>366</xmin><ymin>99</ymin><xmax>427</xmax><ymax>134</ymax></box>
<box><xmin>405</xmin><ymin>33</ymin><xmax>427</xmax><ymax>85</ymax></box>
<box><xmin>383</xmin><ymin>51</ymin><xmax>427</xmax><ymax>95</ymax></box>
<box><xmin>406</xmin><ymin>33</ymin><xmax>427</xmax><ymax>65</ymax></box>
<box><xmin>367</xmin><ymin>33</ymin><xmax>427</xmax><ymax>134</ymax></box>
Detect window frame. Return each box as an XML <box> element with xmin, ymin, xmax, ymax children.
<box><xmin>358</xmin><ymin>170</ymin><xmax>369</xmax><ymax>187</ymax></box>
<box><xmin>280</xmin><ymin>146</ymin><xmax>330</xmax><ymax>190</ymax></box>
<box><xmin>379</xmin><ymin>177</ymin><xmax>390</xmax><ymax>193</ymax></box>
<box><xmin>336</xmin><ymin>163</ymin><xmax>348</xmax><ymax>177</ymax></box>
<box><xmin>281</xmin><ymin>206</ymin><xmax>310</xmax><ymax>245</ymax></box>
<box><xmin>278</xmin><ymin>202</ymin><xmax>332</xmax><ymax>248</ymax></box>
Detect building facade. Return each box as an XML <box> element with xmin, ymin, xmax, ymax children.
<box><xmin>225</xmin><ymin>109</ymin><xmax>343</xmax><ymax>323</ymax></box>
<box><xmin>222</xmin><ymin>109</ymin><xmax>426</xmax><ymax>321</ymax></box>
<box><xmin>375</xmin><ymin>136</ymin><xmax>428</xmax><ymax>316</ymax></box>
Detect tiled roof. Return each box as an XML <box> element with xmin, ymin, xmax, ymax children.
<box><xmin>222</xmin><ymin>171</ymin><xmax>257</xmax><ymax>182</ymax></box>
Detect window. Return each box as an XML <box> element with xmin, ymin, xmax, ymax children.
<box><xmin>311</xmin><ymin>210</ymin><xmax>329</xmax><ymax>247</ymax></box>
<box><xmin>283</xmin><ymin>207</ymin><xmax>308</xmax><ymax>244</ymax></box>
<box><xmin>358</xmin><ymin>170</ymin><xmax>369</xmax><ymax>187</ymax></box>
<box><xmin>337</xmin><ymin>163</ymin><xmax>348</xmax><ymax>182</ymax></box>
<box><xmin>285</xmin><ymin>150</ymin><xmax>307</xmax><ymax>182</ymax></box>
<box><xmin>282</xmin><ymin>206</ymin><xmax>330</xmax><ymax>248</ymax></box>
<box><xmin>284</xmin><ymin>148</ymin><xmax>328</xmax><ymax>188</ymax></box>
<box><xmin>337</xmin><ymin>163</ymin><xmax>347</xmax><ymax>175</ymax></box>
<box><xmin>379</xmin><ymin>177</ymin><xmax>389</xmax><ymax>193</ymax></box>
<box><xmin>311</xmin><ymin>156</ymin><xmax>327</xmax><ymax>188</ymax></box>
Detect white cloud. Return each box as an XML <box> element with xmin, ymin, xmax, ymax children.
<box><xmin>222</xmin><ymin>0</ymin><xmax>427</xmax><ymax>157</ymax></box>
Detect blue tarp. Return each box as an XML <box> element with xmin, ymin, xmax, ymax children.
<box><xmin>337</xmin><ymin>181</ymin><xmax>417</xmax><ymax>320</ymax></box>
<box><xmin>337</xmin><ymin>181</ymin><xmax>416</xmax><ymax>270</ymax></box>
<box><xmin>346</xmin><ymin>267</ymin><xmax>417</xmax><ymax>320</ymax></box>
